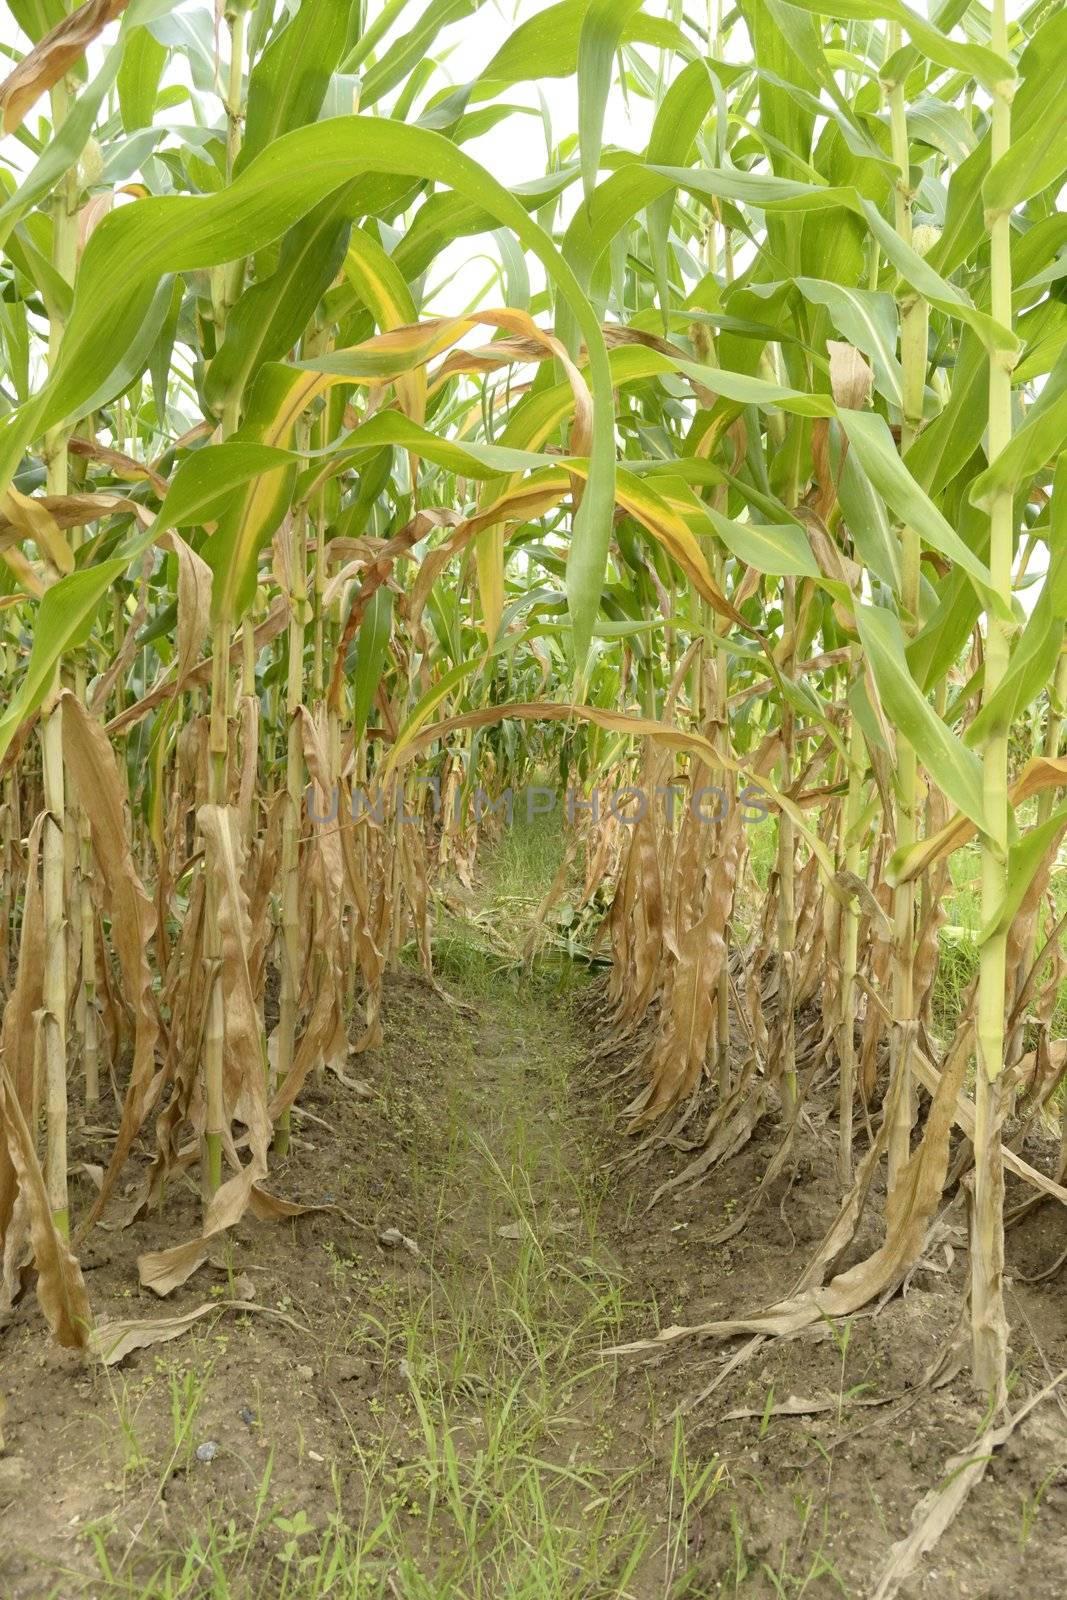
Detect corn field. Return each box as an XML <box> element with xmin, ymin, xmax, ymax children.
<box><xmin>0</xmin><ymin>0</ymin><xmax>1065</xmax><ymax>1593</ymax></box>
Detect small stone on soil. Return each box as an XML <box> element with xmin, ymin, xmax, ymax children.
<box><xmin>377</xmin><ymin>1226</ymin><xmax>420</xmax><ymax>1256</ymax></box>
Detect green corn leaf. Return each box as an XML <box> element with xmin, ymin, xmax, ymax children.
<box><xmin>0</xmin><ymin>560</ymin><xmax>126</xmax><ymax>763</ymax></box>
<box><xmin>577</xmin><ymin>0</ymin><xmax>645</xmax><ymax>205</ymax></box>
<box><xmin>77</xmin><ymin>275</ymin><xmax>175</xmax><ymax>419</ymax></box>
<box><xmin>934</xmin><ymin>8</ymin><xmax>1065</xmax><ymax>278</ymax></box>
<box><xmin>350</xmin><ymin>588</ymin><xmax>394</xmax><ymax>743</ymax></box>
<box><xmin>202</xmin><ymin>368</ymin><xmax>303</xmax><ymax>625</ymax></box>
<box><xmin>360</xmin><ymin>0</ymin><xmax>480</xmax><ymax>108</ymax></box>
<box><xmin>205</xmin><ymin>188</ymin><xmax>356</xmax><ymax>416</ymax></box>
<box><xmin>646</xmin><ymin>60</ymin><xmax>716</xmax><ymax>327</ymax></box>
<box><xmin>979</xmin><ymin>806</ymin><xmax>1067</xmax><ymax>945</ymax></box>
<box><xmin>238</xmin><ymin>0</ymin><xmax>351</xmax><ymax>171</ymax></box>
<box><xmin>966</xmin><ymin>454</ymin><xmax>1067</xmax><ymax>744</ymax></box>
<box><xmin>969</xmin><ymin>346</ymin><xmax>1067</xmax><ymax>513</ymax></box>
<box><xmin>474</xmin><ymin>0</ymin><xmax>690</xmax><ymax>96</ymax></box>
<box><xmin>0</xmin><ymin>115</ymin><xmax>615</xmax><ymax>670</ymax></box>
<box><xmin>836</xmin><ymin>410</ymin><xmax>1001</xmax><ymax>607</ymax></box>
<box><xmin>0</xmin><ymin>34</ymin><xmax>124</xmax><ymax>249</ymax></box>
<box><xmin>794</xmin><ymin>279</ymin><xmax>904</xmax><ymax>411</ymax></box>
<box><xmin>905</xmin><ymin>327</ymin><xmax>986</xmax><ymax>496</ymax></box>
<box><xmin>6</xmin><ymin>1</ymin><xmax>66</xmax><ymax>42</ymax></box>
<box><xmin>152</xmin><ymin>442</ymin><xmax>296</xmax><ymax>537</ymax></box>
<box><xmin>117</xmin><ymin>23</ymin><xmax>168</xmax><ymax>133</ymax></box>
<box><xmin>859</xmin><ymin>198</ymin><xmax>1018</xmax><ymax>357</ymax></box>
<box><xmin>855</xmin><ymin>601</ymin><xmax>987</xmax><ymax>830</ymax></box>
<box><xmin>785</xmin><ymin>0</ymin><xmax>1013</xmax><ymax>88</ymax></box>
<box><xmin>706</xmin><ymin>509</ymin><xmax>820</xmax><ymax>578</ymax></box>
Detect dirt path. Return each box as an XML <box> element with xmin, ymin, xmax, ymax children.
<box><xmin>1</xmin><ymin>958</ymin><xmax>670</xmax><ymax>1598</ymax></box>
<box><xmin>2</xmin><ymin>911</ymin><xmax>1067</xmax><ymax>1597</ymax></box>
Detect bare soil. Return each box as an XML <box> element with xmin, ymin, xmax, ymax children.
<box><xmin>1</xmin><ymin>957</ymin><xmax>1066</xmax><ymax>1598</ymax></box>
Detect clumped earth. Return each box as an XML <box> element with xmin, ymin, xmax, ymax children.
<box><xmin>1</xmin><ymin>909</ymin><xmax>1066</xmax><ymax>1598</ymax></box>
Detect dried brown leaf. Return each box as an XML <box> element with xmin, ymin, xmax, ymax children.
<box><xmin>62</xmin><ymin>694</ymin><xmax>160</xmax><ymax>1239</ymax></box>
<box><xmin>137</xmin><ymin>806</ymin><xmax>269</xmax><ymax>1295</ymax></box>
<box><xmin>0</xmin><ymin>1065</ymin><xmax>92</xmax><ymax>1348</ymax></box>
<box><xmin>827</xmin><ymin>340</ymin><xmax>874</xmax><ymax>411</ymax></box>
<box><xmin>871</xmin><ymin>1375</ymin><xmax>1065</xmax><ymax>1600</ymax></box>
<box><xmin>0</xmin><ymin>1</ymin><xmax>133</xmax><ymax>133</ymax></box>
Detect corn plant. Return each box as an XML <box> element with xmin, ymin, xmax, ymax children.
<box><xmin>0</xmin><ymin>0</ymin><xmax>1063</xmax><ymax>1419</ymax></box>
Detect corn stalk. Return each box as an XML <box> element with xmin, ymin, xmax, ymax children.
<box><xmin>970</xmin><ymin>0</ymin><xmax>1015</xmax><ymax>1409</ymax></box>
